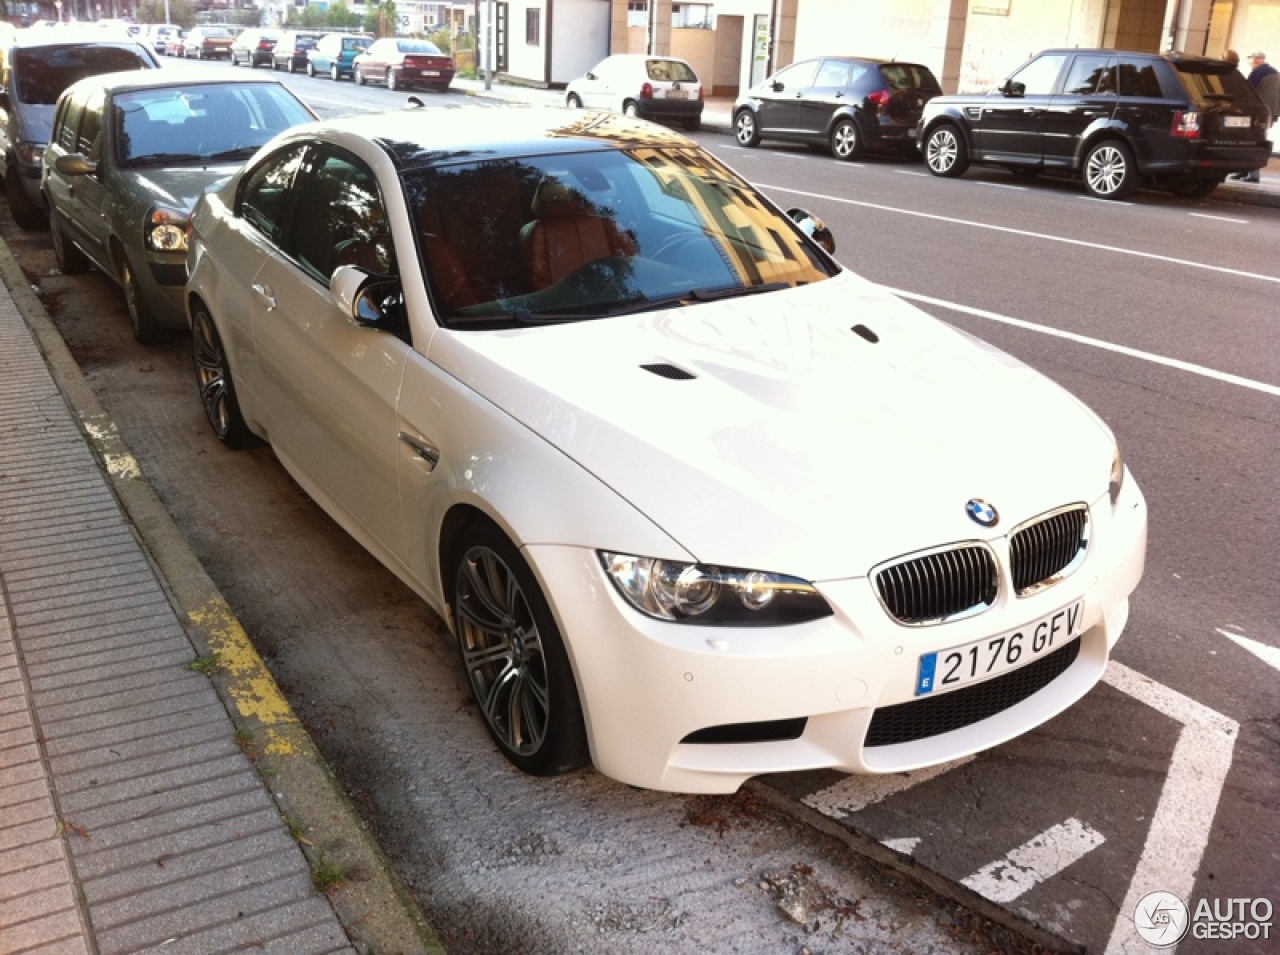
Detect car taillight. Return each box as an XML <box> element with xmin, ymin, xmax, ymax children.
<box><xmin>868</xmin><ymin>89</ymin><xmax>891</xmax><ymax>107</ymax></box>
<box><xmin>1172</xmin><ymin>110</ymin><xmax>1200</xmax><ymax>138</ymax></box>
<box><xmin>258</xmin><ymin>41</ymin><xmax>271</xmax><ymax>50</ymax></box>
<box><xmin>640</xmin><ymin>82</ymin><xmax>654</xmax><ymax>100</ymax></box>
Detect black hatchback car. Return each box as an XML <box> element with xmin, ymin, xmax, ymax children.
<box><xmin>734</xmin><ymin>57</ymin><xmax>941</xmax><ymax>161</ymax></box>
<box><xmin>918</xmin><ymin>49</ymin><xmax>1272</xmax><ymax>199</ymax></box>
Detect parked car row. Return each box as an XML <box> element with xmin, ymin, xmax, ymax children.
<box><xmin>732</xmin><ymin>48</ymin><xmax>1271</xmax><ymax>200</ymax></box>
<box><xmin>228</xmin><ymin>30</ymin><xmax>452</xmax><ymax>90</ymax></box>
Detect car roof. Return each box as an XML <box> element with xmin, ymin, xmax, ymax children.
<box><xmin>9</xmin><ymin>28</ymin><xmax>152</xmax><ymax>51</ymax></box>
<box><xmin>65</xmin><ymin>67</ymin><xmax>292</xmax><ymax>96</ymax></box>
<box><xmin>270</xmin><ymin>105</ymin><xmax>695</xmax><ymax>170</ymax></box>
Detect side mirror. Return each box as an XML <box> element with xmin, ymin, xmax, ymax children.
<box><xmin>585</xmin><ymin>71</ymin><xmax>596</xmax><ymax>81</ymax></box>
<box><xmin>331</xmin><ymin>265</ymin><xmax>400</xmax><ymax>329</ymax></box>
<box><xmin>787</xmin><ymin>207</ymin><xmax>835</xmax><ymax>255</ymax></box>
<box><xmin>771</xmin><ymin>80</ymin><xmax>784</xmax><ymax>93</ymax></box>
<box><xmin>1002</xmin><ymin>80</ymin><xmax>1026</xmax><ymax>97</ymax></box>
<box><xmin>54</xmin><ymin>153</ymin><xmax>97</xmax><ymax>177</ymax></box>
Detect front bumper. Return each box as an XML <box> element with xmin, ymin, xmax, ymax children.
<box><xmin>529</xmin><ymin>477</ymin><xmax>1147</xmax><ymax>794</ymax></box>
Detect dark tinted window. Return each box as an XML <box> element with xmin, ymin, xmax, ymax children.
<box><xmin>240</xmin><ymin>145</ymin><xmax>306</xmax><ymax>243</ymax></box>
<box><xmin>1116</xmin><ymin>58</ymin><xmax>1164</xmax><ymax>97</ymax></box>
<box><xmin>1062</xmin><ymin>54</ymin><xmax>1113</xmax><ymax>95</ymax></box>
<box><xmin>287</xmin><ymin>148</ymin><xmax>391</xmax><ymax>282</ymax></box>
<box><xmin>14</xmin><ymin>45</ymin><xmax>152</xmax><ymax>104</ymax></box>
<box><xmin>879</xmin><ymin>63</ymin><xmax>941</xmax><ymax>92</ymax></box>
<box><xmin>1174</xmin><ymin>62</ymin><xmax>1257</xmax><ymax>104</ymax></box>
<box><xmin>77</xmin><ymin>90</ymin><xmax>103</xmax><ymax>155</ymax></box>
<box><xmin>1007</xmin><ymin>54</ymin><xmax>1066</xmax><ymax>95</ymax></box>
<box><xmin>54</xmin><ymin>95</ymin><xmax>83</xmax><ymax>150</ymax></box>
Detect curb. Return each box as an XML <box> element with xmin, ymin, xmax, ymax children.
<box><xmin>0</xmin><ymin>238</ymin><xmax>445</xmax><ymax>955</ymax></box>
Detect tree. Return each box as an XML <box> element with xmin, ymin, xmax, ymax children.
<box><xmin>364</xmin><ymin>1</ymin><xmax>397</xmax><ymax>39</ymax></box>
<box><xmin>136</xmin><ymin>0</ymin><xmax>198</xmax><ymax>28</ymax></box>
<box><xmin>325</xmin><ymin>1</ymin><xmax>363</xmax><ymax>31</ymax></box>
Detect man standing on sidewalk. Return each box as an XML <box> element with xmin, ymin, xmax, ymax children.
<box><xmin>1232</xmin><ymin>52</ymin><xmax>1279</xmax><ymax>182</ymax></box>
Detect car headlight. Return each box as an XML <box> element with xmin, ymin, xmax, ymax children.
<box><xmin>15</xmin><ymin>142</ymin><xmax>45</xmax><ymax>166</ymax></box>
<box><xmin>145</xmin><ymin>207</ymin><xmax>189</xmax><ymax>253</ymax></box>
<box><xmin>599</xmin><ymin>552</ymin><xmax>832</xmax><ymax>626</ymax></box>
<box><xmin>1109</xmin><ymin>446</ymin><xmax>1125</xmax><ymax>507</ymax></box>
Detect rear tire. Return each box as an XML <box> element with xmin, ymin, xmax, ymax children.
<box><xmin>448</xmin><ymin>521</ymin><xmax>589</xmax><ymax>777</ymax></box>
<box><xmin>331</xmin><ymin>63</ymin><xmax>341</xmax><ymax>81</ymax></box>
<box><xmin>623</xmin><ymin>100</ymin><xmax>640</xmax><ymax>118</ymax></box>
<box><xmin>830</xmin><ymin>117</ymin><xmax>863</xmax><ymax>161</ymax></box>
<box><xmin>734</xmin><ymin>109</ymin><xmax>761</xmax><ymax>147</ymax></box>
<box><xmin>923</xmin><ymin>123</ymin><xmax>969</xmax><ymax>178</ymax></box>
<box><xmin>1082</xmin><ymin>140</ymin><xmax>1137</xmax><ymax>200</ymax></box>
<box><xmin>566</xmin><ymin>93</ymin><xmax>582</xmax><ymax>108</ymax></box>
<box><xmin>387</xmin><ymin>68</ymin><xmax>399</xmax><ymax>91</ymax></box>
<box><xmin>306</xmin><ymin>61</ymin><xmax>315</xmax><ymax>77</ymax></box>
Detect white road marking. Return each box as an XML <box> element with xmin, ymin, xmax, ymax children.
<box><xmin>1102</xmin><ymin>662</ymin><xmax>1238</xmax><ymax>955</ymax></box>
<box><xmin>1217</xmin><ymin>628</ymin><xmax>1280</xmax><ymax>670</ymax></box>
<box><xmin>801</xmin><ymin>756</ymin><xmax>974</xmax><ymax>818</ymax></box>
<box><xmin>1077</xmin><ymin>196</ymin><xmax>1134</xmax><ymax>206</ymax></box>
<box><xmin>961</xmin><ymin>818</ymin><xmax>1105</xmax><ymax>904</ymax></box>
<box><xmin>759</xmin><ymin>183</ymin><xmax>1280</xmax><ymax>284</ymax></box>
<box><xmin>885</xmin><ymin>288</ymin><xmax>1280</xmax><ymax>398</ymax></box>
<box><xmin>975</xmin><ymin>181</ymin><xmax>1026</xmax><ymax>191</ymax></box>
<box><xmin>881</xmin><ymin>837</ymin><xmax>921</xmax><ymax>856</ymax></box>
<box><xmin>1188</xmin><ymin>212</ymin><xmax>1248</xmax><ymax>224</ymax></box>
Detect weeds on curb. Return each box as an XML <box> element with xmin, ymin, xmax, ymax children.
<box><xmin>186</xmin><ymin>653</ymin><xmax>222</xmax><ymax>675</ymax></box>
<box><xmin>312</xmin><ymin>853</ymin><xmax>345</xmax><ymax>893</ymax></box>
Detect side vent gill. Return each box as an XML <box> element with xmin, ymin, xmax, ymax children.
<box><xmin>641</xmin><ymin>362</ymin><xmax>696</xmax><ymax>380</ymax></box>
<box><xmin>852</xmin><ymin>324</ymin><xmax>879</xmax><ymax>343</ymax></box>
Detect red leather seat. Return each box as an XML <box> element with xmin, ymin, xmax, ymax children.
<box><xmin>519</xmin><ymin>179</ymin><xmax>637</xmax><ymax>291</ymax></box>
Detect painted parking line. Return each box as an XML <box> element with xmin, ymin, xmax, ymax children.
<box><xmin>802</xmin><ymin>756</ymin><xmax>975</xmax><ymax>818</ymax></box>
<box><xmin>1101</xmin><ymin>662</ymin><xmax>1238</xmax><ymax>955</ymax></box>
<box><xmin>1216</xmin><ymin>627</ymin><xmax>1280</xmax><ymax>670</ymax></box>
<box><xmin>1189</xmin><ymin>212</ymin><xmax>1249</xmax><ymax>224</ymax></box>
<box><xmin>886</xmin><ymin>288</ymin><xmax>1280</xmax><ymax>398</ymax></box>
<box><xmin>759</xmin><ymin>183</ymin><xmax>1280</xmax><ymax>284</ymax></box>
<box><xmin>961</xmin><ymin>818</ymin><xmax>1106</xmax><ymax>904</ymax></box>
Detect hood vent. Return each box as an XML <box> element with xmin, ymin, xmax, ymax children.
<box><xmin>641</xmin><ymin>362</ymin><xmax>696</xmax><ymax>380</ymax></box>
<box><xmin>852</xmin><ymin>324</ymin><xmax>879</xmax><ymax>343</ymax></box>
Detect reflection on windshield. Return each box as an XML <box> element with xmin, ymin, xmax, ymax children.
<box><xmin>14</xmin><ymin>46</ymin><xmax>150</xmax><ymax>105</ymax></box>
<box><xmin>403</xmin><ymin>146</ymin><xmax>835</xmax><ymax>327</ymax></box>
<box><xmin>114</xmin><ymin>84</ymin><xmax>314</xmax><ymax>167</ymax></box>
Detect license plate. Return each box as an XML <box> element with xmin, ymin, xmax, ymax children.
<box><xmin>1224</xmin><ymin>116</ymin><xmax>1250</xmax><ymax>128</ymax></box>
<box><xmin>667</xmin><ymin>89</ymin><xmax>688</xmax><ymax>100</ymax></box>
<box><xmin>915</xmin><ymin>600</ymin><xmax>1083</xmax><ymax>696</ymax></box>
<box><xmin>422</xmin><ymin>70</ymin><xmax>440</xmax><ymax>76</ymax></box>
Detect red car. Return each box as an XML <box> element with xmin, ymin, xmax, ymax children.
<box><xmin>353</xmin><ymin>37</ymin><xmax>453</xmax><ymax>92</ymax></box>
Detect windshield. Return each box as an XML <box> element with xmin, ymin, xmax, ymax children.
<box><xmin>114</xmin><ymin>84</ymin><xmax>314</xmax><ymax>167</ymax></box>
<box><xmin>14</xmin><ymin>45</ymin><xmax>151</xmax><ymax>104</ymax></box>
<box><xmin>404</xmin><ymin>146</ymin><xmax>836</xmax><ymax>327</ymax></box>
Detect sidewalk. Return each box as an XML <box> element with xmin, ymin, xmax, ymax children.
<box><xmin>454</xmin><ymin>77</ymin><xmax>1280</xmax><ymax>208</ymax></box>
<box><xmin>0</xmin><ymin>253</ymin><xmax>443</xmax><ymax>952</ymax></box>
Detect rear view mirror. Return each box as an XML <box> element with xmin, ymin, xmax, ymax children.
<box><xmin>1003</xmin><ymin>80</ymin><xmax>1026</xmax><ymax>97</ymax></box>
<box><xmin>331</xmin><ymin>265</ymin><xmax>402</xmax><ymax>330</ymax></box>
<box><xmin>55</xmin><ymin>154</ymin><xmax>97</xmax><ymax>177</ymax></box>
<box><xmin>787</xmin><ymin>207</ymin><xmax>835</xmax><ymax>255</ymax></box>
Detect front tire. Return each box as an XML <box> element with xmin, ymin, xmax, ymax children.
<box><xmin>449</xmin><ymin>522</ymin><xmax>589</xmax><ymax>777</ymax></box>
<box><xmin>306</xmin><ymin>61</ymin><xmax>315</xmax><ymax>77</ymax></box>
<box><xmin>121</xmin><ymin>254</ymin><xmax>170</xmax><ymax>345</ymax></box>
<box><xmin>923</xmin><ymin>123</ymin><xmax>970</xmax><ymax>178</ymax></box>
<box><xmin>1082</xmin><ymin>140</ymin><xmax>1137</xmax><ymax>200</ymax></box>
<box><xmin>354</xmin><ymin>67</ymin><xmax>366</xmax><ymax>86</ymax></box>
<box><xmin>830</xmin><ymin>117</ymin><xmax>863</xmax><ymax>161</ymax></box>
<box><xmin>192</xmin><ymin>301</ymin><xmax>256</xmax><ymax>448</ymax></box>
<box><xmin>331</xmin><ymin>63</ymin><xmax>341</xmax><ymax>81</ymax></box>
<box><xmin>734</xmin><ymin>109</ymin><xmax>761</xmax><ymax>147</ymax></box>
<box><xmin>566</xmin><ymin>93</ymin><xmax>582</xmax><ymax>108</ymax></box>
<box><xmin>387</xmin><ymin>68</ymin><xmax>399</xmax><ymax>91</ymax></box>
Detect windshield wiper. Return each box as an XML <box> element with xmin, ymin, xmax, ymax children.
<box><xmin>204</xmin><ymin>147</ymin><xmax>260</xmax><ymax>162</ymax></box>
<box><xmin>604</xmin><ymin>282</ymin><xmax>790</xmax><ymax>317</ymax></box>
<box><xmin>126</xmin><ymin>152</ymin><xmax>205</xmax><ymax>166</ymax></box>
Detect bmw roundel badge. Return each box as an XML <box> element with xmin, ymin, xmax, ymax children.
<box><xmin>965</xmin><ymin>498</ymin><xmax>998</xmax><ymax>527</ymax></box>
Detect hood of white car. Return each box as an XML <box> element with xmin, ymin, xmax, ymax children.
<box><xmin>432</xmin><ymin>273</ymin><xmax>1115</xmax><ymax>581</ymax></box>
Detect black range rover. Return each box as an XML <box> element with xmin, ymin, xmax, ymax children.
<box><xmin>918</xmin><ymin>49</ymin><xmax>1272</xmax><ymax>199</ymax></box>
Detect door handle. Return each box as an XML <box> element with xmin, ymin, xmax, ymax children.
<box><xmin>398</xmin><ymin>431</ymin><xmax>440</xmax><ymax>470</ymax></box>
<box><xmin>251</xmin><ymin>283</ymin><xmax>276</xmax><ymax>311</ymax></box>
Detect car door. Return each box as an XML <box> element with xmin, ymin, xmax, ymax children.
<box><xmin>754</xmin><ymin>60</ymin><xmax>820</xmax><ymax>138</ymax></box>
<box><xmin>47</xmin><ymin>89</ymin><xmax>113</xmax><ymax>271</ymax></box>
<box><xmin>793</xmin><ymin>58</ymin><xmax>854</xmax><ymax>138</ymax></box>
<box><xmin>972</xmin><ymin>52</ymin><xmax>1067</xmax><ymax>162</ymax></box>
<box><xmin>249</xmin><ymin>144</ymin><xmax>409</xmax><ymax>558</ymax></box>
<box><xmin>577</xmin><ymin>58</ymin><xmax>614</xmax><ymax>110</ymax></box>
<box><xmin>1042</xmin><ymin>53</ymin><xmax>1117</xmax><ymax>167</ymax></box>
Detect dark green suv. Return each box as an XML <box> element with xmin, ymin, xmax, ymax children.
<box><xmin>918</xmin><ymin>49</ymin><xmax>1271</xmax><ymax>199</ymax></box>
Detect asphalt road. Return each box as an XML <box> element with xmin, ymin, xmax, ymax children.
<box><xmin>16</xmin><ymin>55</ymin><xmax>1280</xmax><ymax>954</ymax></box>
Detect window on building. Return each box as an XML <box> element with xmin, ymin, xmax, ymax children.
<box><xmin>526</xmin><ymin>9</ymin><xmax>541</xmax><ymax>46</ymax></box>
